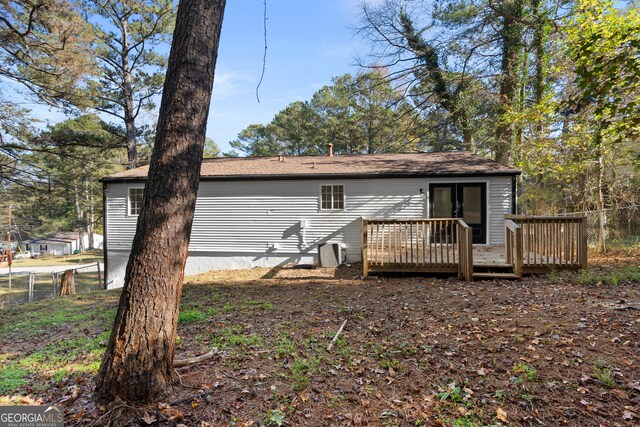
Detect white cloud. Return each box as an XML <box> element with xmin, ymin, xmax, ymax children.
<box><xmin>212</xmin><ymin>66</ymin><xmax>254</xmax><ymax>102</ymax></box>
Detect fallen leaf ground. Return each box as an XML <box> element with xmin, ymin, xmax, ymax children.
<box><xmin>0</xmin><ymin>250</ymin><xmax>639</xmax><ymax>426</ymax></box>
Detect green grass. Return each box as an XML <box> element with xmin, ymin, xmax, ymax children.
<box><xmin>573</xmin><ymin>266</ymin><xmax>640</xmax><ymax>286</ymax></box>
<box><xmin>210</xmin><ymin>327</ymin><xmax>264</xmax><ymax>351</ymax></box>
<box><xmin>178</xmin><ymin>308</ymin><xmax>207</xmax><ymax>324</ymax></box>
<box><xmin>290</xmin><ymin>357</ymin><xmax>319</xmax><ymax>391</ymax></box>
<box><xmin>275</xmin><ymin>335</ymin><xmax>296</xmax><ymax>358</ymax></box>
<box><xmin>513</xmin><ymin>362</ymin><xmax>538</xmax><ymax>383</ymax></box>
<box><xmin>0</xmin><ymin>332</ymin><xmax>109</xmax><ymax>396</ymax></box>
<box><xmin>0</xmin><ymin>366</ymin><xmax>29</xmax><ymax>394</ymax></box>
<box><xmin>593</xmin><ymin>360</ymin><xmax>616</xmax><ymax>388</ymax></box>
<box><xmin>0</xmin><ymin>293</ymin><xmax>119</xmax><ymax>337</ymax></box>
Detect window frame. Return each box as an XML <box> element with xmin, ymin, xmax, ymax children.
<box><xmin>128</xmin><ymin>187</ymin><xmax>145</xmax><ymax>217</ymax></box>
<box><xmin>319</xmin><ymin>184</ymin><xmax>346</xmax><ymax>211</ymax></box>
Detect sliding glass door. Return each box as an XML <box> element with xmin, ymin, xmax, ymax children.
<box><xmin>429</xmin><ymin>183</ymin><xmax>487</xmax><ymax>244</ymax></box>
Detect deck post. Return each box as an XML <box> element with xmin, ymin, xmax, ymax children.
<box><xmin>514</xmin><ymin>225</ymin><xmax>523</xmax><ymax>278</ymax></box>
<box><xmin>457</xmin><ymin>223</ymin><xmax>463</xmax><ymax>280</ymax></box>
<box><xmin>361</xmin><ymin>218</ymin><xmax>368</xmax><ymax>277</ymax></box>
<box><xmin>466</xmin><ymin>227</ymin><xmax>474</xmax><ymax>281</ymax></box>
<box><xmin>580</xmin><ymin>216</ymin><xmax>588</xmax><ymax>268</ymax></box>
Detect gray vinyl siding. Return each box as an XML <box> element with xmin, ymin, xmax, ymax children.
<box><xmin>105</xmin><ymin>179</ymin><xmax>425</xmax><ymax>260</ymax></box>
<box><xmin>105</xmin><ymin>175</ymin><xmax>513</xmax><ymax>260</ymax></box>
<box><xmin>489</xmin><ymin>176</ymin><xmax>513</xmax><ymax>245</ymax></box>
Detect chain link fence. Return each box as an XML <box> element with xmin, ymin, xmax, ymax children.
<box><xmin>0</xmin><ymin>263</ymin><xmax>104</xmax><ymax>308</ymax></box>
<box><xmin>582</xmin><ymin>205</ymin><xmax>640</xmax><ymax>247</ymax></box>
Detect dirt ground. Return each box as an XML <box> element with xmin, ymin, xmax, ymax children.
<box><xmin>1</xmin><ymin>251</ymin><xmax>639</xmax><ymax>426</ymax></box>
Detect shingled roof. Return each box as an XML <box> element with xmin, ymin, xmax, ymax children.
<box><xmin>102</xmin><ymin>151</ymin><xmax>519</xmax><ymax>182</ymax></box>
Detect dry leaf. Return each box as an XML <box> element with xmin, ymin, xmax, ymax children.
<box><xmin>142</xmin><ymin>412</ymin><xmax>157</xmax><ymax>425</ymax></box>
<box><xmin>622</xmin><ymin>411</ymin><xmax>635</xmax><ymax>420</ymax></box>
<box><xmin>497</xmin><ymin>406</ymin><xmax>508</xmax><ymax>423</ymax></box>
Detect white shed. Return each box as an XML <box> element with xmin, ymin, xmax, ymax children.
<box><xmin>101</xmin><ymin>151</ymin><xmax>520</xmax><ymax>288</ymax></box>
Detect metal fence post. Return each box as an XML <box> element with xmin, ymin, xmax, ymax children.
<box><xmin>97</xmin><ymin>262</ymin><xmax>103</xmax><ymax>289</ymax></box>
<box><xmin>52</xmin><ymin>272</ymin><xmax>58</xmax><ymax>296</ymax></box>
<box><xmin>28</xmin><ymin>273</ymin><xmax>34</xmax><ymax>302</ymax></box>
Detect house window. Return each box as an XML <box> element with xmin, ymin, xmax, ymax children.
<box><xmin>129</xmin><ymin>188</ymin><xmax>144</xmax><ymax>216</ymax></box>
<box><xmin>320</xmin><ymin>185</ymin><xmax>344</xmax><ymax>210</ymax></box>
<box><xmin>40</xmin><ymin>244</ymin><xmax>47</xmax><ymax>251</ymax></box>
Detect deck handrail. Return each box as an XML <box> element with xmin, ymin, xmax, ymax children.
<box><xmin>504</xmin><ymin>219</ymin><xmax>523</xmax><ymax>278</ymax></box>
<box><xmin>361</xmin><ymin>218</ymin><xmax>464</xmax><ymax>276</ymax></box>
<box><xmin>505</xmin><ymin>215</ymin><xmax>587</xmax><ymax>269</ymax></box>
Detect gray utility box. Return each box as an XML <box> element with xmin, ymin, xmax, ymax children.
<box><xmin>318</xmin><ymin>242</ymin><xmax>346</xmax><ymax>267</ymax></box>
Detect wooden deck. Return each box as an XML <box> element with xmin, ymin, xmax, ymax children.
<box><xmin>362</xmin><ymin>216</ymin><xmax>587</xmax><ymax>281</ymax></box>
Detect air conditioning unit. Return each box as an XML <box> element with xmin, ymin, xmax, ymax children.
<box><xmin>318</xmin><ymin>242</ymin><xmax>346</xmax><ymax>267</ymax></box>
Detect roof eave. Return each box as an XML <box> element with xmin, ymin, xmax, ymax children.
<box><xmin>101</xmin><ymin>169</ymin><xmax>521</xmax><ymax>183</ymax></box>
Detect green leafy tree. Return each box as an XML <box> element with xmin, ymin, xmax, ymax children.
<box><xmin>204</xmin><ymin>137</ymin><xmax>220</xmax><ymax>157</ymax></box>
<box><xmin>230</xmin><ymin>70</ymin><xmax>421</xmax><ymax>156</ymax></box>
<box><xmin>566</xmin><ymin>0</ymin><xmax>640</xmax><ymax>141</ymax></box>
<box><xmin>271</xmin><ymin>101</ymin><xmax>321</xmax><ymax>155</ymax></box>
<box><xmin>228</xmin><ymin>123</ymin><xmax>280</xmax><ymax>156</ymax></box>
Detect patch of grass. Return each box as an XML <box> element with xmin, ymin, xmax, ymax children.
<box><xmin>275</xmin><ymin>335</ymin><xmax>296</xmax><ymax>358</ymax></box>
<box><xmin>380</xmin><ymin>357</ymin><xmax>403</xmax><ymax>372</ymax></box>
<box><xmin>0</xmin><ymin>332</ymin><xmax>108</xmax><ymax>394</ymax></box>
<box><xmin>447</xmin><ymin>415</ymin><xmax>482</xmax><ymax>427</ymax></box>
<box><xmin>547</xmin><ymin>268</ymin><xmax>569</xmax><ymax>284</ymax></box>
<box><xmin>210</xmin><ymin>327</ymin><xmax>263</xmax><ymax>351</ymax></box>
<box><xmin>0</xmin><ymin>291</ymin><xmax>120</xmax><ymax>338</ymax></box>
<box><xmin>178</xmin><ymin>308</ymin><xmax>207</xmax><ymax>324</ymax></box>
<box><xmin>574</xmin><ymin>266</ymin><xmax>640</xmax><ymax>286</ymax></box>
<box><xmin>0</xmin><ymin>366</ymin><xmax>29</xmax><ymax>394</ymax></box>
<box><xmin>512</xmin><ymin>362</ymin><xmax>538</xmax><ymax>384</ymax></box>
<box><xmin>243</xmin><ymin>299</ymin><xmax>273</xmax><ymax>310</ymax></box>
<box><xmin>593</xmin><ymin>360</ymin><xmax>616</xmax><ymax>388</ymax></box>
<box><xmin>290</xmin><ymin>357</ymin><xmax>319</xmax><ymax>391</ymax></box>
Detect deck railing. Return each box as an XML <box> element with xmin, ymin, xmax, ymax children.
<box><xmin>361</xmin><ymin>218</ymin><xmax>473</xmax><ymax>278</ymax></box>
<box><xmin>506</xmin><ymin>215</ymin><xmax>587</xmax><ymax>270</ymax></box>
<box><xmin>504</xmin><ymin>219</ymin><xmax>523</xmax><ymax>278</ymax></box>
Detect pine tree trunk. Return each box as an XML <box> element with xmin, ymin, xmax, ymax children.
<box><xmin>95</xmin><ymin>0</ymin><xmax>226</xmax><ymax>405</ymax></box>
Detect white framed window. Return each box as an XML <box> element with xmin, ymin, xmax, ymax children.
<box><xmin>320</xmin><ymin>184</ymin><xmax>345</xmax><ymax>210</ymax></box>
<box><xmin>40</xmin><ymin>244</ymin><xmax>48</xmax><ymax>251</ymax></box>
<box><xmin>128</xmin><ymin>188</ymin><xmax>145</xmax><ymax>216</ymax></box>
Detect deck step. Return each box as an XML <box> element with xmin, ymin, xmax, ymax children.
<box><xmin>473</xmin><ymin>263</ymin><xmax>512</xmax><ymax>269</ymax></box>
<box><xmin>473</xmin><ymin>272</ymin><xmax>520</xmax><ymax>280</ymax></box>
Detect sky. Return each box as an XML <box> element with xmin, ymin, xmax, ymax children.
<box><xmin>209</xmin><ymin>0</ymin><xmax>371</xmax><ymax>153</ymax></box>
<box><xmin>10</xmin><ymin>0</ymin><xmax>374</xmax><ymax>155</ymax></box>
